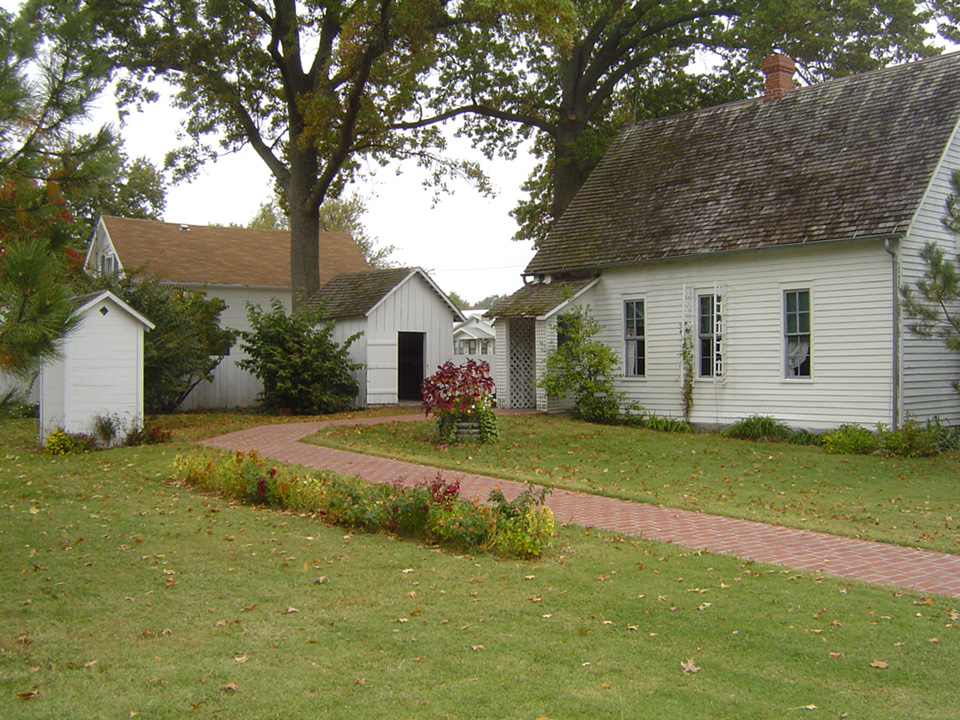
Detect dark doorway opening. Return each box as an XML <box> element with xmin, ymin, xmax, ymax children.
<box><xmin>398</xmin><ymin>332</ymin><xmax>425</xmax><ymax>401</ymax></box>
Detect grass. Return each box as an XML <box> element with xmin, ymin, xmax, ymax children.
<box><xmin>307</xmin><ymin>414</ymin><xmax>960</xmax><ymax>555</ymax></box>
<box><xmin>1</xmin><ymin>412</ymin><xmax>959</xmax><ymax>718</ymax></box>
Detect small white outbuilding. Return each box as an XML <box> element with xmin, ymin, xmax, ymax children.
<box><xmin>39</xmin><ymin>290</ymin><xmax>154</xmax><ymax>445</ymax></box>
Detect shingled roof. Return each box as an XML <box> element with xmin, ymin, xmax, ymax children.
<box><xmin>487</xmin><ymin>277</ymin><xmax>598</xmax><ymax>318</ymax></box>
<box><xmin>98</xmin><ymin>216</ymin><xmax>370</xmax><ymax>287</ymax></box>
<box><xmin>525</xmin><ymin>52</ymin><xmax>960</xmax><ymax>277</ymax></box>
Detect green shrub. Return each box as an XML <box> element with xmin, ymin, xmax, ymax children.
<box><xmin>487</xmin><ymin>505</ymin><xmax>555</xmax><ymax>559</ymax></box>
<box><xmin>170</xmin><ymin>451</ymin><xmax>553</xmax><ymax>558</ymax></box>
<box><xmin>44</xmin><ymin>428</ymin><xmax>99</xmax><ymax>455</ymax></box>
<box><xmin>727</xmin><ymin>415</ymin><xmax>790</xmax><ymax>442</ymax></box>
<box><xmin>926</xmin><ymin>419</ymin><xmax>960</xmax><ymax>452</ymax></box>
<box><xmin>239</xmin><ymin>298</ymin><xmax>360</xmax><ymax>415</ymax></box>
<box><xmin>823</xmin><ymin>424</ymin><xmax>878</xmax><ymax>455</ymax></box>
<box><xmin>641</xmin><ymin>413</ymin><xmax>692</xmax><ymax>433</ymax></box>
<box><xmin>788</xmin><ymin>429</ymin><xmax>825</xmax><ymax>446</ymax></box>
<box><xmin>427</xmin><ymin>499</ymin><xmax>493</xmax><ymax>549</ymax></box>
<box><xmin>539</xmin><ymin>305</ymin><xmax>624</xmax><ymax>424</ymax></box>
<box><xmin>124</xmin><ymin>425</ymin><xmax>173</xmax><ymax>446</ymax></box>
<box><xmin>878</xmin><ymin>417</ymin><xmax>945</xmax><ymax>458</ymax></box>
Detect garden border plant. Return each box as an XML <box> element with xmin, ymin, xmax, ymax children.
<box><xmin>421</xmin><ymin>358</ymin><xmax>499</xmax><ymax>443</ymax></box>
<box><xmin>170</xmin><ymin>449</ymin><xmax>553</xmax><ymax>558</ymax></box>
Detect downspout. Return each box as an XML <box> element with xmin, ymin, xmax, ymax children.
<box><xmin>884</xmin><ymin>237</ymin><xmax>901</xmax><ymax>428</ymax></box>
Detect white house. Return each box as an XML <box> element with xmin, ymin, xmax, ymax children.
<box><xmin>83</xmin><ymin>216</ymin><xmax>371</xmax><ymax>409</ymax></box>
<box><xmin>39</xmin><ymin>291</ymin><xmax>154</xmax><ymax>444</ymax></box>
<box><xmin>306</xmin><ymin>268</ymin><xmax>465</xmax><ymax>406</ymax></box>
<box><xmin>453</xmin><ymin>311</ymin><xmax>498</xmax><ymax>387</ymax></box>
<box><xmin>490</xmin><ymin>53</ymin><xmax>960</xmax><ymax>430</ymax></box>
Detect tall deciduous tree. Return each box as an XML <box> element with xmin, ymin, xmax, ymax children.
<box><xmin>87</xmin><ymin>0</ymin><xmax>494</xmax><ymax>308</ymax></box>
<box><xmin>432</xmin><ymin>0</ymin><xmax>958</xmax><ymax>245</ymax></box>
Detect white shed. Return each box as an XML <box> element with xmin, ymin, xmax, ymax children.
<box><xmin>307</xmin><ymin>268</ymin><xmax>465</xmax><ymax>406</ymax></box>
<box><xmin>39</xmin><ymin>291</ymin><xmax>154</xmax><ymax>445</ymax></box>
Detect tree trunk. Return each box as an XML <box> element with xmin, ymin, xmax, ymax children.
<box><xmin>287</xmin><ymin>140</ymin><xmax>321</xmax><ymax>312</ymax></box>
<box><xmin>551</xmin><ymin>116</ymin><xmax>596</xmax><ymax>226</ymax></box>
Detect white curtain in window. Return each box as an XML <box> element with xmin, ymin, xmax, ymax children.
<box><xmin>786</xmin><ymin>338</ymin><xmax>809</xmax><ymax>374</ymax></box>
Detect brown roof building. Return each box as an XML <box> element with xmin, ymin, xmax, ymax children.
<box><xmin>85</xmin><ymin>215</ymin><xmax>370</xmax><ymax>288</ymax></box>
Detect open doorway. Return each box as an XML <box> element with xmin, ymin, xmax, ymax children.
<box><xmin>397</xmin><ymin>332</ymin><xmax>425</xmax><ymax>401</ymax></box>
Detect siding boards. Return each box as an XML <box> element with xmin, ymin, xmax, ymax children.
<box><xmin>580</xmin><ymin>241</ymin><xmax>894</xmax><ymax>429</ymax></box>
<box><xmin>900</xmin><ymin>124</ymin><xmax>960</xmax><ymax>424</ymax></box>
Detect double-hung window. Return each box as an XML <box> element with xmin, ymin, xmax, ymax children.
<box><xmin>624</xmin><ymin>300</ymin><xmax>645</xmax><ymax>377</ymax></box>
<box><xmin>698</xmin><ymin>293</ymin><xmax>722</xmax><ymax>378</ymax></box>
<box><xmin>784</xmin><ymin>289</ymin><xmax>811</xmax><ymax>378</ymax></box>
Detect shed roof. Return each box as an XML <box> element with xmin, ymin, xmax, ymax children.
<box><xmin>71</xmin><ymin>290</ymin><xmax>155</xmax><ymax>330</ymax></box>
<box><xmin>306</xmin><ymin>267</ymin><xmax>465</xmax><ymax>321</ymax></box>
<box><xmin>487</xmin><ymin>277</ymin><xmax>598</xmax><ymax>318</ymax></box>
<box><xmin>96</xmin><ymin>216</ymin><xmax>371</xmax><ymax>287</ymax></box>
<box><xmin>525</xmin><ymin>51</ymin><xmax>960</xmax><ymax>276</ymax></box>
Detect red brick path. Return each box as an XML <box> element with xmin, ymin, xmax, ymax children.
<box><xmin>202</xmin><ymin>415</ymin><xmax>960</xmax><ymax>598</ymax></box>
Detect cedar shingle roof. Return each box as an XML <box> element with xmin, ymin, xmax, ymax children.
<box><xmin>526</xmin><ymin>52</ymin><xmax>960</xmax><ymax>276</ymax></box>
<box><xmin>100</xmin><ymin>216</ymin><xmax>370</xmax><ymax>287</ymax></box>
<box><xmin>487</xmin><ymin>277</ymin><xmax>598</xmax><ymax>318</ymax></box>
<box><xmin>305</xmin><ymin>267</ymin><xmax>417</xmax><ymax>319</ymax></box>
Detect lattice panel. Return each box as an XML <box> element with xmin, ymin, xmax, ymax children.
<box><xmin>508</xmin><ymin>318</ymin><xmax>536</xmax><ymax>409</ymax></box>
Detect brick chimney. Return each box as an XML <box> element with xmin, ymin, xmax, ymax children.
<box><xmin>761</xmin><ymin>53</ymin><xmax>796</xmax><ymax>101</ymax></box>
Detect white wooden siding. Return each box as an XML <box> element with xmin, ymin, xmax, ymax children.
<box><xmin>331</xmin><ymin>317</ymin><xmax>368</xmax><ymax>407</ymax></box>
<box><xmin>180</xmin><ymin>286</ymin><xmax>289</xmax><ymax>410</ymax></box>
<box><xmin>39</xmin><ymin>299</ymin><xmax>146</xmax><ymax>442</ymax></box>
<box><xmin>569</xmin><ymin>241</ymin><xmax>896</xmax><ymax>430</ymax></box>
<box><xmin>900</xmin><ymin>120</ymin><xmax>960</xmax><ymax>425</ymax></box>
<box><xmin>363</xmin><ymin>273</ymin><xmax>457</xmax><ymax>405</ymax></box>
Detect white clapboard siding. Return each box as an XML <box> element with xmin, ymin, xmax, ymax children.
<box><xmin>331</xmin><ymin>317</ymin><xmax>369</xmax><ymax>407</ymax></box>
<box><xmin>574</xmin><ymin>240</ymin><xmax>896</xmax><ymax>430</ymax></box>
<box><xmin>39</xmin><ymin>295</ymin><xmax>148</xmax><ymax>442</ymax></box>
<box><xmin>899</xmin><ymin>124</ymin><xmax>960</xmax><ymax>425</ymax></box>
<box><xmin>364</xmin><ymin>273</ymin><xmax>457</xmax><ymax>405</ymax></box>
<box><xmin>180</xmin><ymin>286</ymin><xmax>290</xmax><ymax>410</ymax></box>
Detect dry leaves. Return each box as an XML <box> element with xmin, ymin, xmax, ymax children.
<box><xmin>870</xmin><ymin>660</ymin><xmax>889</xmax><ymax>669</ymax></box>
<box><xmin>680</xmin><ymin>657</ymin><xmax>700</xmax><ymax>674</ymax></box>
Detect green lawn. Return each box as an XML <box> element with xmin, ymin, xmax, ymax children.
<box><xmin>307</xmin><ymin>414</ymin><xmax>960</xmax><ymax>555</ymax></box>
<box><xmin>1</xmin><ymin>413</ymin><xmax>959</xmax><ymax>718</ymax></box>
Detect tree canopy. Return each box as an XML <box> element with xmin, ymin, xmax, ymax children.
<box><xmin>431</xmin><ymin>0</ymin><xmax>960</xmax><ymax>245</ymax></box>
<box><xmin>87</xmin><ymin>0</ymin><xmax>497</xmax><ymax>306</ymax></box>
<box><xmin>0</xmin><ymin>1</ymin><xmax>115</xmax><ymax>378</ymax></box>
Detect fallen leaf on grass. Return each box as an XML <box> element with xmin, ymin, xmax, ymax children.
<box><xmin>281</xmin><ymin>607</ymin><xmax>299</xmax><ymax>614</ymax></box>
<box><xmin>17</xmin><ymin>689</ymin><xmax>39</xmax><ymax>699</ymax></box>
<box><xmin>234</xmin><ymin>655</ymin><xmax>248</xmax><ymax>664</ymax></box>
<box><xmin>471</xmin><ymin>645</ymin><xmax>485</xmax><ymax>651</ymax></box>
<box><xmin>601</xmin><ymin>682</ymin><xmax>612</xmax><ymax>690</ymax></box>
<box><xmin>870</xmin><ymin>660</ymin><xmax>889</xmax><ymax>669</ymax></box>
<box><xmin>681</xmin><ymin>658</ymin><xmax>700</xmax><ymax>674</ymax></box>
<box><xmin>354</xmin><ymin>678</ymin><xmax>367</xmax><ymax>685</ymax></box>
<box><xmin>220</xmin><ymin>682</ymin><xmax>239</xmax><ymax>692</ymax></box>
<box><xmin>828</xmin><ymin>652</ymin><xmax>844</xmax><ymax>659</ymax></box>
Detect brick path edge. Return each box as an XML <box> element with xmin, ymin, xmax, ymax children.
<box><xmin>200</xmin><ymin>415</ymin><xmax>960</xmax><ymax>599</ymax></box>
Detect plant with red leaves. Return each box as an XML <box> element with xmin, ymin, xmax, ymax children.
<box><xmin>420</xmin><ymin>359</ymin><xmax>495</xmax><ymax>417</ymax></box>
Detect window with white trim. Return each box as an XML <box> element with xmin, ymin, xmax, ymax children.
<box><xmin>698</xmin><ymin>293</ymin><xmax>722</xmax><ymax>377</ymax></box>
<box><xmin>624</xmin><ymin>299</ymin><xmax>645</xmax><ymax>377</ymax></box>
<box><xmin>784</xmin><ymin>289</ymin><xmax>811</xmax><ymax>378</ymax></box>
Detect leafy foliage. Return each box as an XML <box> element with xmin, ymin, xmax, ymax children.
<box><xmin>639</xmin><ymin>413</ymin><xmax>692</xmax><ymax>434</ymax></box>
<box><xmin>86</xmin><ymin>273</ymin><xmax>236</xmax><ymax>412</ymax></box>
<box><xmin>44</xmin><ymin>428</ymin><xmax>98</xmax><ymax>455</ymax></box>
<box><xmin>123</xmin><ymin>424</ymin><xmax>172</xmax><ymax>447</ymax></box>
<box><xmin>539</xmin><ymin>305</ymin><xmax>624</xmax><ymax>423</ymax></box>
<box><xmin>823</xmin><ymin>424</ymin><xmax>879</xmax><ymax>455</ymax></box>
<box><xmin>434</xmin><ymin>1</ymin><xmax>955</xmax><ymax>246</ymax></box>
<box><xmin>239</xmin><ymin>298</ymin><xmax>360</xmax><ymax>415</ymax></box>
<box><xmin>89</xmin><ymin>0</ymin><xmax>489</xmax><ymax>304</ymax></box>
<box><xmin>422</xmin><ymin>359</ymin><xmax>499</xmax><ymax>443</ymax></box>
<box><xmin>726</xmin><ymin>415</ymin><xmax>791</xmax><ymax>442</ymax></box>
<box><xmin>171</xmin><ymin>451</ymin><xmax>552</xmax><ymax>558</ymax></box>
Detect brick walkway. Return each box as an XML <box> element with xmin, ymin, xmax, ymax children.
<box><xmin>202</xmin><ymin>415</ymin><xmax>960</xmax><ymax>598</ymax></box>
